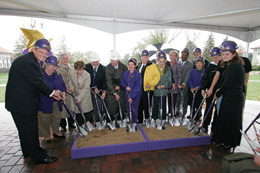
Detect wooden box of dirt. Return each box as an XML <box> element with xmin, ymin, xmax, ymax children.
<box><xmin>71</xmin><ymin>126</ymin><xmax>148</xmax><ymax>159</ymax></box>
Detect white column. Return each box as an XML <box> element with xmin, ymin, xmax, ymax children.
<box><xmin>113</xmin><ymin>19</ymin><xmax>116</xmax><ymax>51</ymax></box>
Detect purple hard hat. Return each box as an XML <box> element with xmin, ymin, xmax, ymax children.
<box><xmin>221</xmin><ymin>41</ymin><xmax>238</xmax><ymax>52</ymax></box>
<box><xmin>141</xmin><ymin>50</ymin><xmax>149</xmax><ymax>57</ymax></box>
<box><xmin>157</xmin><ymin>51</ymin><xmax>167</xmax><ymax>59</ymax></box>
<box><xmin>128</xmin><ymin>57</ymin><xmax>137</xmax><ymax>65</ymax></box>
<box><xmin>34</xmin><ymin>38</ymin><xmax>51</xmax><ymax>52</ymax></box>
<box><xmin>45</xmin><ymin>56</ymin><xmax>59</xmax><ymax>67</ymax></box>
<box><xmin>195</xmin><ymin>56</ymin><xmax>205</xmax><ymax>64</ymax></box>
<box><xmin>210</xmin><ymin>47</ymin><xmax>221</xmax><ymax>57</ymax></box>
<box><xmin>193</xmin><ymin>47</ymin><xmax>201</xmax><ymax>54</ymax></box>
<box><xmin>181</xmin><ymin>48</ymin><xmax>190</xmax><ymax>54</ymax></box>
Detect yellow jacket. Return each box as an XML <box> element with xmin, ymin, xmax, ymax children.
<box><xmin>143</xmin><ymin>62</ymin><xmax>160</xmax><ymax>91</ymax></box>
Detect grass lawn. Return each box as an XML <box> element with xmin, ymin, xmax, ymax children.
<box><xmin>249</xmin><ymin>74</ymin><xmax>260</xmax><ymax>80</ymax></box>
<box><xmin>0</xmin><ymin>87</ymin><xmax>6</xmax><ymax>103</ymax></box>
<box><xmin>0</xmin><ymin>80</ymin><xmax>7</xmax><ymax>84</ymax></box>
<box><xmin>247</xmin><ymin>82</ymin><xmax>260</xmax><ymax>101</ymax></box>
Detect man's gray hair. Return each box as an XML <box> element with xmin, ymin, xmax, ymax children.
<box><xmin>59</xmin><ymin>53</ymin><xmax>69</xmax><ymax>59</ymax></box>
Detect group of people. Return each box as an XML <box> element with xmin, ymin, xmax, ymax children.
<box><xmin>5</xmin><ymin>38</ymin><xmax>253</xmax><ymax>165</ymax></box>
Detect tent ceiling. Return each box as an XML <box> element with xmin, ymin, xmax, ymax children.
<box><xmin>1</xmin><ymin>0</ymin><xmax>260</xmax><ymax>42</ymax></box>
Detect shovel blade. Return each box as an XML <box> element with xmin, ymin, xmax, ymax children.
<box><xmin>172</xmin><ymin>118</ymin><xmax>181</xmax><ymax>126</ymax></box>
<box><xmin>102</xmin><ymin>120</ymin><xmax>107</xmax><ymax>129</ymax></box>
<box><xmin>126</xmin><ymin>124</ymin><xmax>137</xmax><ymax>132</ymax></box>
<box><xmin>132</xmin><ymin>123</ymin><xmax>138</xmax><ymax>132</ymax></box>
<box><xmin>107</xmin><ymin>122</ymin><xmax>116</xmax><ymax>130</ymax></box>
<box><xmin>126</xmin><ymin>124</ymin><xmax>132</xmax><ymax>132</ymax></box>
<box><xmin>195</xmin><ymin>127</ymin><xmax>206</xmax><ymax>136</ymax></box>
<box><xmin>78</xmin><ymin>126</ymin><xmax>88</xmax><ymax>137</ymax></box>
<box><xmin>169</xmin><ymin>118</ymin><xmax>174</xmax><ymax>126</ymax></box>
<box><xmin>95</xmin><ymin>122</ymin><xmax>103</xmax><ymax>130</ymax></box>
<box><xmin>145</xmin><ymin>119</ymin><xmax>151</xmax><ymax>128</ymax></box>
<box><xmin>156</xmin><ymin>119</ymin><xmax>163</xmax><ymax>130</ymax></box>
<box><xmin>181</xmin><ymin>117</ymin><xmax>189</xmax><ymax>126</ymax></box>
<box><xmin>86</xmin><ymin>121</ymin><xmax>94</xmax><ymax>131</ymax></box>
<box><xmin>184</xmin><ymin>121</ymin><xmax>191</xmax><ymax>129</ymax></box>
<box><xmin>151</xmin><ymin>119</ymin><xmax>156</xmax><ymax>128</ymax></box>
<box><xmin>117</xmin><ymin>120</ymin><xmax>126</xmax><ymax>128</ymax></box>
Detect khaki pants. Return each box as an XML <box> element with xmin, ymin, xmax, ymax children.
<box><xmin>38</xmin><ymin>102</ymin><xmax>62</xmax><ymax>137</ymax></box>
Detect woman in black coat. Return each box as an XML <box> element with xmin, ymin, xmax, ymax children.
<box><xmin>213</xmin><ymin>41</ymin><xmax>245</xmax><ymax>151</ymax></box>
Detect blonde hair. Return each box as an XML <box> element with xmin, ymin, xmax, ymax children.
<box><xmin>74</xmin><ymin>61</ymin><xmax>85</xmax><ymax>70</ymax></box>
<box><xmin>169</xmin><ymin>50</ymin><xmax>178</xmax><ymax>57</ymax></box>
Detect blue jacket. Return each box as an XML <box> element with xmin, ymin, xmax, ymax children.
<box><xmin>188</xmin><ymin>68</ymin><xmax>205</xmax><ymax>89</ymax></box>
<box><xmin>38</xmin><ymin>69</ymin><xmax>66</xmax><ymax>113</ymax></box>
<box><xmin>120</xmin><ymin>70</ymin><xmax>142</xmax><ymax>100</ymax></box>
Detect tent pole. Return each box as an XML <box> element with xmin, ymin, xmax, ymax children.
<box><xmin>246</xmin><ymin>31</ymin><xmax>251</xmax><ymax>58</ymax></box>
<box><xmin>113</xmin><ymin>19</ymin><xmax>116</xmax><ymax>51</ymax></box>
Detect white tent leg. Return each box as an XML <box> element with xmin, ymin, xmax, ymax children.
<box><xmin>246</xmin><ymin>31</ymin><xmax>251</xmax><ymax>58</ymax></box>
<box><xmin>113</xmin><ymin>19</ymin><xmax>116</xmax><ymax>51</ymax></box>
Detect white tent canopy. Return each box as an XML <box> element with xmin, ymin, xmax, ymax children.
<box><xmin>1</xmin><ymin>0</ymin><xmax>260</xmax><ymax>44</ymax></box>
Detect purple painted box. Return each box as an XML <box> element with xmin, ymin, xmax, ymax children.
<box><xmin>71</xmin><ymin>124</ymin><xmax>211</xmax><ymax>159</ymax></box>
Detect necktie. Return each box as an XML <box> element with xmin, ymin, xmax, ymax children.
<box><xmin>141</xmin><ymin>64</ymin><xmax>146</xmax><ymax>74</ymax></box>
<box><xmin>38</xmin><ymin>61</ymin><xmax>42</xmax><ymax>69</ymax></box>
<box><xmin>93</xmin><ymin>67</ymin><xmax>97</xmax><ymax>83</ymax></box>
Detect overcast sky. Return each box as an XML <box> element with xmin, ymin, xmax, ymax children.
<box><xmin>1</xmin><ymin>15</ymin><xmax>260</xmax><ymax>64</ymax></box>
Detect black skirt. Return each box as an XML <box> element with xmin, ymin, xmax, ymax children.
<box><xmin>212</xmin><ymin>92</ymin><xmax>244</xmax><ymax>147</ymax></box>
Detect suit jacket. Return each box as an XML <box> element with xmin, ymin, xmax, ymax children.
<box><xmin>105</xmin><ymin>61</ymin><xmax>128</xmax><ymax>95</ymax></box>
<box><xmin>181</xmin><ymin>60</ymin><xmax>193</xmax><ymax>86</ymax></box>
<box><xmin>68</xmin><ymin>70</ymin><xmax>93</xmax><ymax>113</ymax></box>
<box><xmin>85</xmin><ymin>63</ymin><xmax>107</xmax><ymax>91</ymax></box>
<box><xmin>56</xmin><ymin>64</ymin><xmax>74</xmax><ymax>118</ymax></box>
<box><xmin>5</xmin><ymin>52</ymin><xmax>53</xmax><ymax>114</ymax></box>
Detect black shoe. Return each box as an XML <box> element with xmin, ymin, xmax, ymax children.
<box><xmin>69</xmin><ymin>125</ymin><xmax>76</xmax><ymax>129</ymax></box>
<box><xmin>219</xmin><ymin>144</ymin><xmax>234</xmax><ymax>152</ymax></box>
<box><xmin>53</xmin><ymin>134</ymin><xmax>65</xmax><ymax>138</ymax></box>
<box><xmin>36</xmin><ymin>155</ymin><xmax>58</xmax><ymax>164</ymax></box>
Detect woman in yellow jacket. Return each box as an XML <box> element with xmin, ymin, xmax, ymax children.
<box><xmin>136</xmin><ymin>50</ymin><xmax>160</xmax><ymax>123</ymax></box>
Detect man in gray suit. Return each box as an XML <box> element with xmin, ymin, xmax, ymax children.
<box><xmin>176</xmin><ymin>48</ymin><xmax>193</xmax><ymax>117</ymax></box>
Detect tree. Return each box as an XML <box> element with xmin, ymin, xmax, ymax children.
<box><xmin>121</xmin><ymin>53</ymin><xmax>130</xmax><ymax>65</ymax></box>
<box><xmin>70</xmin><ymin>51</ymin><xmax>91</xmax><ymax>64</ymax></box>
<box><xmin>203</xmin><ymin>33</ymin><xmax>215</xmax><ymax>62</ymax></box>
<box><xmin>13</xmin><ymin>19</ymin><xmax>44</xmax><ymax>57</ymax></box>
<box><xmin>130</xmin><ymin>29</ymin><xmax>181</xmax><ymax>61</ymax></box>
<box><xmin>184</xmin><ymin>30</ymin><xmax>200</xmax><ymax>61</ymax></box>
<box><xmin>131</xmin><ymin>41</ymin><xmax>147</xmax><ymax>62</ymax></box>
<box><xmin>220</xmin><ymin>36</ymin><xmax>229</xmax><ymax>47</ymax></box>
<box><xmin>13</xmin><ymin>35</ymin><xmax>28</xmax><ymax>58</ymax></box>
<box><xmin>53</xmin><ymin>36</ymin><xmax>70</xmax><ymax>57</ymax></box>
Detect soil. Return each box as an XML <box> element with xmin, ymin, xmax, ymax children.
<box><xmin>141</xmin><ymin>124</ymin><xmax>203</xmax><ymax>141</ymax></box>
<box><xmin>75</xmin><ymin>125</ymin><xmax>205</xmax><ymax>148</ymax></box>
<box><xmin>75</xmin><ymin>127</ymin><xmax>145</xmax><ymax>148</ymax></box>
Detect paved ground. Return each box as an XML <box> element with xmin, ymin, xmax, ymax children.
<box><xmin>0</xmin><ymin>100</ymin><xmax>259</xmax><ymax>173</ymax></box>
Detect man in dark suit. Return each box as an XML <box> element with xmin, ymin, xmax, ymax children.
<box><xmin>85</xmin><ymin>52</ymin><xmax>107</xmax><ymax>124</ymax></box>
<box><xmin>176</xmin><ymin>48</ymin><xmax>193</xmax><ymax>117</ymax></box>
<box><xmin>5</xmin><ymin>39</ymin><xmax>62</xmax><ymax>164</ymax></box>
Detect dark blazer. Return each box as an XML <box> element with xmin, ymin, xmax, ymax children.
<box><xmin>181</xmin><ymin>60</ymin><xmax>193</xmax><ymax>86</ymax></box>
<box><xmin>5</xmin><ymin>52</ymin><xmax>53</xmax><ymax>114</ymax></box>
<box><xmin>85</xmin><ymin>63</ymin><xmax>107</xmax><ymax>91</ymax></box>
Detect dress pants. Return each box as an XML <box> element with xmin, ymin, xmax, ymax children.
<box><xmin>152</xmin><ymin>96</ymin><xmax>167</xmax><ymax>120</ymax></box>
<box><xmin>138</xmin><ymin>91</ymin><xmax>153</xmax><ymax>123</ymax></box>
<box><xmin>11</xmin><ymin>112</ymin><xmax>46</xmax><ymax>163</ymax></box>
